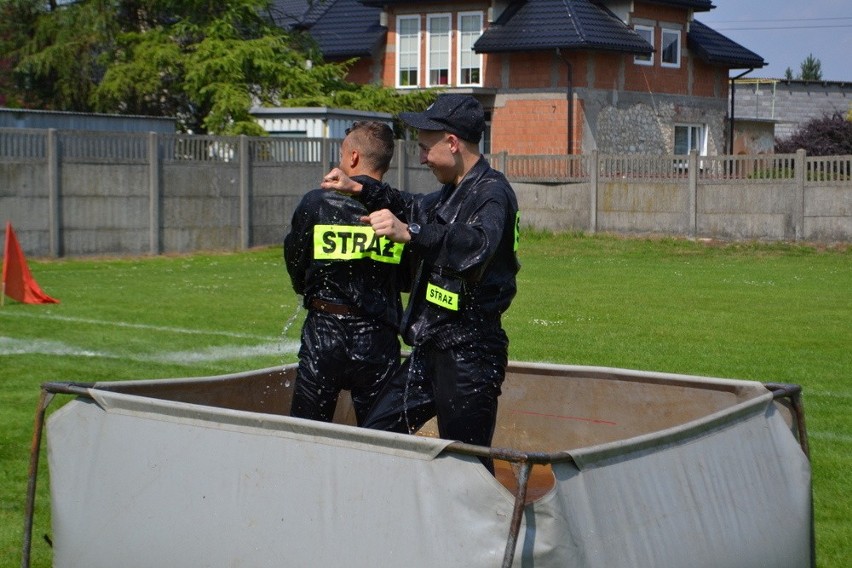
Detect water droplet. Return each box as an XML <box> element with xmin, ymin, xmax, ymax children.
<box><xmin>280</xmin><ymin>299</ymin><xmax>304</xmax><ymax>367</ymax></box>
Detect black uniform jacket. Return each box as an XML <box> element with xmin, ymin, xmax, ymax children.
<box><xmin>284</xmin><ymin>176</ymin><xmax>406</xmax><ymax>329</ymax></box>
<box><xmin>358</xmin><ymin>157</ymin><xmax>520</xmax><ymax>347</ymax></box>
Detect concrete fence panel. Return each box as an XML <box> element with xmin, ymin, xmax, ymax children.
<box><xmin>698</xmin><ymin>183</ymin><xmax>797</xmax><ymax>241</ymax></box>
<box><xmin>161</xmin><ymin>162</ymin><xmax>242</xmax><ymax>253</ymax></box>
<box><xmin>59</xmin><ymin>163</ymin><xmax>151</xmax><ymax>255</ymax></box>
<box><xmin>1</xmin><ymin>129</ymin><xmax>850</xmax><ymax>259</ymax></box>
<box><xmin>0</xmin><ymin>162</ymin><xmax>51</xmax><ymax>253</ymax></box>
<box><xmin>515</xmin><ymin>182</ymin><xmax>592</xmax><ymax>232</ymax></box>
<box><xmin>597</xmin><ymin>181</ymin><xmax>690</xmax><ymax>236</ymax></box>
<box><xmin>804</xmin><ymin>184</ymin><xmax>852</xmax><ymax>242</ymax></box>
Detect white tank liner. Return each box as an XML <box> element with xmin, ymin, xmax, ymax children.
<box><xmin>45</xmin><ymin>361</ymin><xmax>812</xmax><ymax>567</ymax></box>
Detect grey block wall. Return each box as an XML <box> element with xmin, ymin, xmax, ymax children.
<box><xmin>733</xmin><ymin>80</ymin><xmax>852</xmax><ymax>140</ymax></box>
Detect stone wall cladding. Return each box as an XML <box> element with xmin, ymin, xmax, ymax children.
<box><xmin>583</xmin><ymin>89</ymin><xmax>727</xmax><ymax>154</ymax></box>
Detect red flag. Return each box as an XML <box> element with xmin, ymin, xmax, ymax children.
<box><xmin>2</xmin><ymin>222</ymin><xmax>59</xmax><ymax>304</ymax></box>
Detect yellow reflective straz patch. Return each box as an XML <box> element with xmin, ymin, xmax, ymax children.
<box><xmin>426</xmin><ymin>282</ymin><xmax>459</xmax><ymax>311</ymax></box>
<box><xmin>313</xmin><ymin>225</ymin><xmax>403</xmax><ymax>264</ymax></box>
<box><xmin>514</xmin><ymin>210</ymin><xmax>520</xmax><ymax>251</ymax></box>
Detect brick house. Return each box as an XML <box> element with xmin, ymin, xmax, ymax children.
<box><xmin>274</xmin><ymin>0</ymin><xmax>765</xmax><ymax>156</ymax></box>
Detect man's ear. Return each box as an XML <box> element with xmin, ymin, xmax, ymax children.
<box><xmin>446</xmin><ymin>134</ymin><xmax>461</xmax><ymax>154</ymax></box>
<box><xmin>348</xmin><ymin>149</ymin><xmax>360</xmax><ymax>170</ymax></box>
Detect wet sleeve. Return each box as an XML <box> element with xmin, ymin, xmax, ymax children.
<box><xmin>358</xmin><ymin>178</ymin><xmax>414</xmax><ymax>221</ymax></box>
<box><xmin>410</xmin><ymin>181</ymin><xmax>514</xmax><ymax>281</ymax></box>
<box><xmin>283</xmin><ymin>193</ymin><xmax>317</xmax><ymax>295</ymax></box>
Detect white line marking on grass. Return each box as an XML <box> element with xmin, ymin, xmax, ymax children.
<box><xmin>0</xmin><ymin>311</ymin><xmax>280</xmax><ymax>341</ymax></box>
<box><xmin>807</xmin><ymin>389</ymin><xmax>852</xmax><ymax>400</ymax></box>
<box><xmin>0</xmin><ymin>337</ymin><xmax>107</xmax><ymax>358</ymax></box>
<box><xmin>153</xmin><ymin>341</ymin><xmax>300</xmax><ymax>363</ymax></box>
<box><xmin>809</xmin><ymin>431</ymin><xmax>852</xmax><ymax>444</ymax></box>
<box><xmin>0</xmin><ymin>336</ymin><xmax>300</xmax><ymax>364</ymax></box>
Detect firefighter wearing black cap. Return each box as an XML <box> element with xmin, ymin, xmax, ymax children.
<box><xmin>321</xmin><ymin>95</ymin><xmax>520</xmax><ymax>472</ymax></box>
<box><xmin>284</xmin><ymin>121</ymin><xmax>406</xmax><ymax>425</ymax></box>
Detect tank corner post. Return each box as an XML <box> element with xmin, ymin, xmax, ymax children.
<box><xmin>22</xmin><ymin>385</ymin><xmax>55</xmax><ymax>568</ymax></box>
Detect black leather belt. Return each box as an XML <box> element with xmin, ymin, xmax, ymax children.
<box><xmin>309</xmin><ymin>298</ymin><xmax>360</xmax><ymax>316</ymax></box>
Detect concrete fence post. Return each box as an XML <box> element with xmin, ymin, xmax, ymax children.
<box><xmin>688</xmin><ymin>150</ymin><xmax>698</xmax><ymax>238</ymax></box>
<box><xmin>148</xmin><ymin>132</ymin><xmax>161</xmax><ymax>255</ymax></box>
<box><xmin>589</xmin><ymin>150</ymin><xmax>599</xmax><ymax>233</ymax></box>
<box><xmin>239</xmin><ymin>135</ymin><xmax>250</xmax><ymax>250</ymax></box>
<box><xmin>47</xmin><ymin>129</ymin><xmax>60</xmax><ymax>258</ymax></box>
<box><xmin>321</xmin><ymin>138</ymin><xmax>330</xmax><ymax>174</ymax></box>
<box><xmin>396</xmin><ymin>139</ymin><xmax>406</xmax><ymax>191</ymax></box>
<box><xmin>794</xmin><ymin>149</ymin><xmax>806</xmax><ymax>241</ymax></box>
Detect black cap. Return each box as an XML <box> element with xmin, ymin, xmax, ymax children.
<box><xmin>399</xmin><ymin>94</ymin><xmax>484</xmax><ymax>143</ymax></box>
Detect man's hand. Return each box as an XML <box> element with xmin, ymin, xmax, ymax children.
<box><xmin>321</xmin><ymin>168</ymin><xmax>362</xmax><ymax>195</ymax></box>
<box><xmin>361</xmin><ymin>209</ymin><xmax>412</xmax><ymax>243</ymax></box>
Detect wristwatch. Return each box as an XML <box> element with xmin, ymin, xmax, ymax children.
<box><xmin>407</xmin><ymin>223</ymin><xmax>421</xmax><ymax>241</ymax></box>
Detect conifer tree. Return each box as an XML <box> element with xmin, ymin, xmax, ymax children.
<box><xmin>4</xmin><ymin>0</ymin><xmax>434</xmax><ymax>134</ymax></box>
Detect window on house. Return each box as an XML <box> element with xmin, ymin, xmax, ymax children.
<box><xmin>397</xmin><ymin>15</ymin><xmax>420</xmax><ymax>88</ymax></box>
<box><xmin>634</xmin><ymin>25</ymin><xmax>654</xmax><ymax>66</ymax></box>
<box><xmin>674</xmin><ymin>124</ymin><xmax>706</xmax><ymax>155</ymax></box>
<box><xmin>458</xmin><ymin>12</ymin><xmax>483</xmax><ymax>86</ymax></box>
<box><xmin>661</xmin><ymin>28</ymin><xmax>681</xmax><ymax>68</ymax></box>
<box><xmin>428</xmin><ymin>14</ymin><xmax>451</xmax><ymax>86</ymax></box>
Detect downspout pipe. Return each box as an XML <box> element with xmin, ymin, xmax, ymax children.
<box><xmin>729</xmin><ymin>68</ymin><xmax>754</xmax><ymax>154</ymax></box>
<box><xmin>558</xmin><ymin>49</ymin><xmax>575</xmax><ymax>154</ymax></box>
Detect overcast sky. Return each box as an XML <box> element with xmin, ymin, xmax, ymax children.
<box><xmin>698</xmin><ymin>0</ymin><xmax>851</xmax><ymax>81</ymax></box>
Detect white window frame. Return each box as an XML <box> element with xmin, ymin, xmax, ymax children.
<box><xmin>674</xmin><ymin>124</ymin><xmax>707</xmax><ymax>155</ymax></box>
<box><xmin>634</xmin><ymin>25</ymin><xmax>654</xmax><ymax>66</ymax></box>
<box><xmin>427</xmin><ymin>14</ymin><xmax>451</xmax><ymax>87</ymax></box>
<box><xmin>457</xmin><ymin>11</ymin><xmax>483</xmax><ymax>86</ymax></box>
<box><xmin>660</xmin><ymin>27</ymin><xmax>681</xmax><ymax>68</ymax></box>
<box><xmin>396</xmin><ymin>15</ymin><xmax>421</xmax><ymax>88</ymax></box>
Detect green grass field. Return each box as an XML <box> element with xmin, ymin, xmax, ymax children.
<box><xmin>2</xmin><ymin>233</ymin><xmax>850</xmax><ymax>567</ymax></box>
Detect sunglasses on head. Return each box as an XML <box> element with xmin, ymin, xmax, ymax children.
<box><xmin>344</xmin><ymin>121</ymin><xmax>363</xmax><ymax>136</ymax></box>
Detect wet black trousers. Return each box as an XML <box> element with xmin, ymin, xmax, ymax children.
<box><xmin>290</xmin><ymin>311</ymin><xmax>401</xmax><ymax>425</ymax></box>
<box><xmin>361</xmin><ymin>334</ymin><xmax>508</xmax><ymax>469</ymax></box>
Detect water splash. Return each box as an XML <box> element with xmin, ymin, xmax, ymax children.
<box><xmin>402</xmin><ymin>350</ymin><xmax>423</xmax><ymax>434</ymax></box>
<box><xmin>403</xmin><ymin>365</ymin><xmax>413</xmax><ymax>433</ymax></box>
<box><xmin>280</xmin><ymin>298</ymin><xmax>304</xmax><ymax>369</ymax></box>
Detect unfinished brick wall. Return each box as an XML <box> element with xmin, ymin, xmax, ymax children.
<box><xmin>491</xmin><ymin>98</ymin><xmax>570</xmax><ymax>155</ymax></box>
<box><xmin>345</xmin><ymin>58</ymin><xmax>378</xmax><ymax>85</ymax></box>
